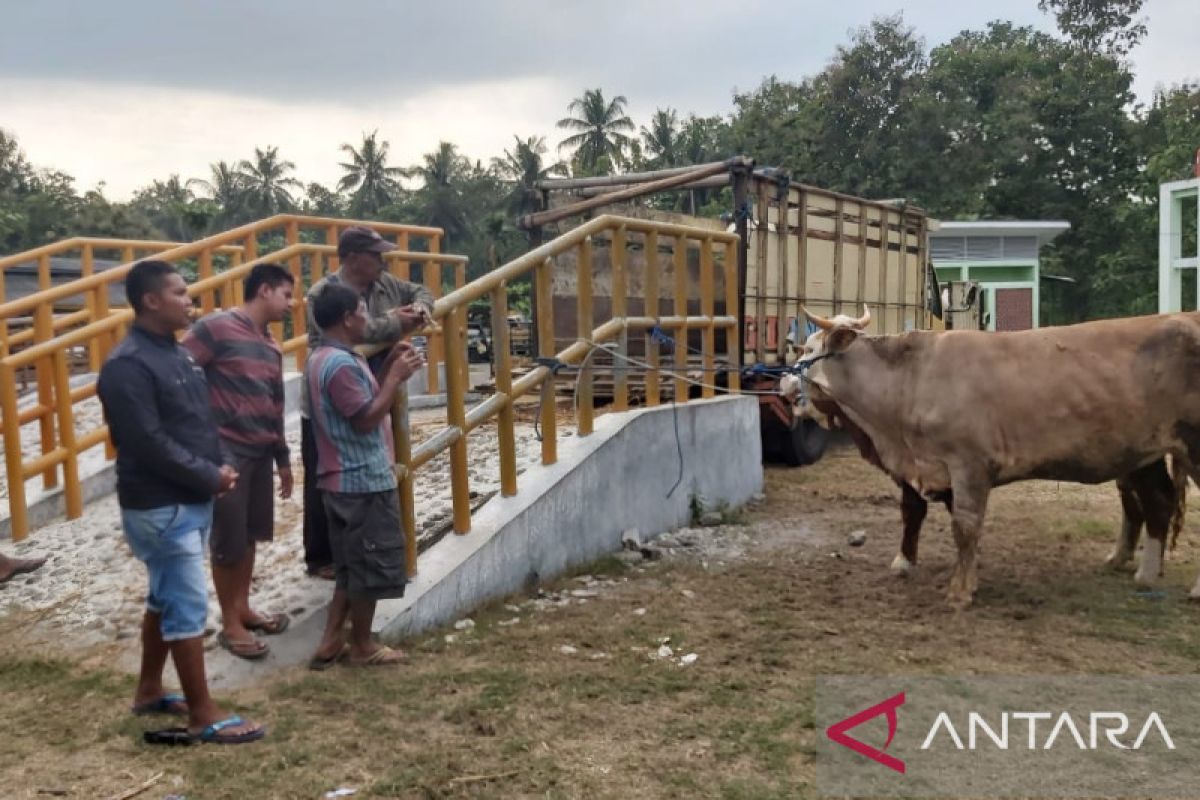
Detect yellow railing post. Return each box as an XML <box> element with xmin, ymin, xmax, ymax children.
<box><xmin>490</xmin><ymin>284</ymin><xmax>518</xmax><ymax>496</ymax></box>
<box><xmin>274</xmin><ymin>220</ymin><xmax>298</xmax><ymax>343</ymax></box>
<box><xmin>391</xmin><ymin>382</ymin><xmax>417</xmax><ymax>576</ymax></box>
<box><xmin>456</xmin><ymin>261</ymin><xmax>469</xmax><ymax>392</ymax></box>
<box><xmin>611</xmin><ymin>225</ymin><xmax>628</xmax><ymax>411</ymax></box>
<box><xmin>643</xmin><ymin>230</ymin><xmax>660</xmax><ymax>407</ymax></box>
<box><xmin>0</xmin><ymin>363</ymin><xmax>27</xmax><ymax>540</ymax></box>
<box><xmin>32</xmin><ymin>303</ymin><xmax>57</xmax><ymax>489</ymax></box>
<box><xmin>37</xmin><ymin>253</ymin><xmax>51</xmax><ymax>292</ymax></box>
<box><xmin>536</xmin><ymin>257</ymin><xmax>557</xmax><ymax>465</ymax></box>
<box><xmin>701</xmin><ymin>237</ymin><xmax>715</xmax><ymax>400</ymax></box>
<box><xmin>424</xmin><ymin>253</ymin><xmax>442</xmax><ymax>395</ymax></box>
<box><xmin>673</xmin><ymin>236</ymin><xmax>688</xmax><ymax>402</ymax></box>
<box><xmin>0</xmin><ymin>267</ymin><xmax>7</xmax><ymax>358</ymax></box>
<box><xmin>325</xmin><ymin>224</ymin><xmax>340</xmax><ymax>275</ymax></box>
<box><xmin>52</xmin><ymin>347</ymin><xmax>81</xmax><ymax>519</ymax></box>
<box><xmin>292</xmin><ymin>250</ymin><xmax>310</xmax><ymax>371</ymax></box>
<box><xmin>724</xmin><ymin>240</ymin><xmax>741</xmax><ymax>394</ymax></box>
<box><xmin>198</xmin><ymin>248</ymin><xmax>215</xmax><ymax>314</ymax></box>
<box><xmin>394</xmin><ymin>232</ymin><xmax>410</xmax><ymax>281</ymax></box>
<box><xmin>82</xmin><ymin>245</ymin><xmax>101</xmax><ymax>372</ymax></box>
<box><xmin>576</xmin><ymin>238</ymin><xmax>594</xmax><ymax>436</ymax></box>
<box><xmin>443</xmin><ymin>305</ymin><xmax>472</xmax><ymax>533</ymax></box>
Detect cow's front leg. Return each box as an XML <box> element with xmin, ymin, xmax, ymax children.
<box><xmin>1106</xmin><ymin>477</ymin><xmax>1143</xmax><ymax>570</ymax></box>
<box><xmin>946</xmin><ymin>472</ymin><xmax>990</xmax><ymax>609</ymax></box>
<box><xmin>1129</xmin><ymin>460</ymin><xmax>1173</xmax><ymax>586</ymax></box>
<box><xmin>891</xmin><ymin>482</ymin><xmax>927</xmax><ymax>576</ymax></box>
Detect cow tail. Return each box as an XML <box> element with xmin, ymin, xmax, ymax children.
<box><xmin>1170</xmin><ymin>456</ymin><xmax>1189</xmax><ymax>551</ymax></box>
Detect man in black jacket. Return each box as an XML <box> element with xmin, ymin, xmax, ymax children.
<box><xmin>98</xmin><ymin>260</ymin><xmax>264</xmax><ymax>744</ymax></box>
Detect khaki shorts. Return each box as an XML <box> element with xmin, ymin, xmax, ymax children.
<box><xmin>323</xmin><ymin>489</ymin><xmax>408</xmax><ymax>601</ymax></box>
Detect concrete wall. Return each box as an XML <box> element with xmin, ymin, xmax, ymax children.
<box><xmin>375</xmin><ymin>394</ymin><xmax>762</xmax><ymax>640</ymax></box>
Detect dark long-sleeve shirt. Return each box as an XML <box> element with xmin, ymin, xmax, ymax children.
<box><xmin>98</xmin><ymin>324</ymin><xmax>223</xmax><ymax>509</ymax></box>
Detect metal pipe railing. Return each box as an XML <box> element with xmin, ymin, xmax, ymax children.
<box><xmin>1</xmin><ymin>213</ymin><xmax>742</xmax><ymax>592</ymax></box>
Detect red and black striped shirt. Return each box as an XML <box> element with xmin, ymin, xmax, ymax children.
<box><xmin>182</xmin><ymin>309</ymin><xmax>290</xmax><ymax>467</ymax></box>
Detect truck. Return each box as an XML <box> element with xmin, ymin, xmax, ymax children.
<box><xmin>518</xmin><ymin>157</ymin><xmax>947</xmax><ymax>466</ymax></box>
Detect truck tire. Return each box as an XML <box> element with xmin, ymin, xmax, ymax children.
<box><xmin>784</xmin><ymin>418</ymin><xmax>830</xmax><ymax>466</ymax></box>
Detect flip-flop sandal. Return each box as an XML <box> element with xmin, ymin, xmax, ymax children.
<box><xmin>216</xmin><ymin>631</ymin><xmax>269</xmax><ymax>660</ymax></box>
<box><xmin>347</xmin><ymin>645</ymin><xmax>407</xmax><ymax>667</ymax></box>
<box><xmin>245</xmin><ymin>612</ymin><xmax>290</xmax><ymax>636</ymax></box>
<box><xmin>307</xmin><ymin>642</ymin><xmax>351</xmax><ymax>671</ymax></box>
<box><xmin>131</xmin><ymin>692</ymin><xmax>188</xmax><ymax>716</ymax></box>
<box><xmin>191</xmin><ymin>715</ymin><xmax>266</xmax><ymax>745</ymax></box>
<box><xmin>143</xmin><ymin>727</ymin><xmax>194</xmax><ymax>746</ymax></box>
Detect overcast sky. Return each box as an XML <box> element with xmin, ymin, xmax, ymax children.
<box><xmin>1</xmin><ymin>0</ymin><xmax>1195</xmax><ymax>199</ymax></box>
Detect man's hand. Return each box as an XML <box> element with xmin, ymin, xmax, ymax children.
<box><xmin>390</xmin><ymin>304</ymin><xmax>427</xmax><ymax>334</ymax></box>
<box><xmin>216</xmin><ymin>464</ymin><xmax>239</xmax><ymax>497</ymax></box>
<box><xmin>386</xmin><ymin>342</ymin><xmax>426</xmax><ymax>384</ymax></box>
<box><xmin>277</xmin><ymin>465</ymin><xmax>294</xmax><ymax>499</ymax></box>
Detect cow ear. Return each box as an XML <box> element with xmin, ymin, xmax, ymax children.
<box><xmin>826</xmin><ymin>326</ymin><xmax>859</xmax><ymax>354</ymax></box>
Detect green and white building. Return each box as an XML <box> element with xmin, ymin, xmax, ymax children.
<box><xmin>929</xmin><ymin>220</ymin><xmax>1070</xmax><ymax>331</ymax></box>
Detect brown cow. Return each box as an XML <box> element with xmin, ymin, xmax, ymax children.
<box><xmin>780</xmin><ymin>308</ymin><xmax>1196</xmax><ymax>607</ymax></box>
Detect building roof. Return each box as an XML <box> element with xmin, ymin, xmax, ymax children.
<box><xmin>932</xmin><ymin>220</ymin><xmax>1070</xmax><ymax>247</ymax></box>
<box><xmin>2</xmin><ymin>256</ymin><xmax>127</xmax><ymax>310</ymax></box>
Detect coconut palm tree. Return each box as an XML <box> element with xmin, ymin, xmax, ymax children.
<box><xmin>641</xmin><ymin>108</ymin><xmax>681</xmax><ymax>169</ymax></box>
<box><xmin>556</xmin><ymin>88</ymin><xmax>635</xmax><ymax>176</ymax></box>
<box><xmin>237</xmin><ymin>146</ymin><xmax>302</xmax><ymax>217</ymax></box>
<box><xmin>337</xmin><ymin>130</ymin><xmax>407</xmax><ymax>216</ymax></box>
<box><xmin>409</xmin><ymin>142</ymin><xmax>471</xmax><ymax>241</ymax></box>
<box><xmin>187</xmin><ymin>160</ymin><xmax>246</xmax><ymax>228</ymax></box>
<box><xmin>491</xmin><ymin>135</ymin><xmax>566</xmax><ymax>216</ymax></box>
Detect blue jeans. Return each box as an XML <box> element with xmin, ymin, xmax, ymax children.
<box><xmin>121</xmin><ymin>502</ymin><xmax>214</xmax><ymax>642</ymax></box>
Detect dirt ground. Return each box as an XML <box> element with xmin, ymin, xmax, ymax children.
<box><xmin>4</xmin><ymin>442</ymin><xmax>1200</xmax><ymax>798</ymax></box>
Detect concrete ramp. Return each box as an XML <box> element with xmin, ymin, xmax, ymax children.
<box><xmin>209</xmin><ymin>395</ymin><xmax>761</xmax><ymax>687</ymax></box>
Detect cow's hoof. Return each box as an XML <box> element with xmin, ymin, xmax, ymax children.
<box><xmin>889</xmin><ymin>554</ymin><xmax>915</xmax><ymax>577</ymax></box>
<box><xmin>945</xmin><ymin>585</ymin><xmax>974</xmax><ymax>610</ymax></box>
<box><xmin>1104</xmin><ymin>550</ymin><xmax>1133</xmax><ymax>570</ymax></box>
<box><xmin>1133</xmin><ymin>569</ymin><xmax>1159</xmax><ymax>587</ymax></box>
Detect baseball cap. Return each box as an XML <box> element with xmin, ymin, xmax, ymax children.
<box><xmin>337</xmin><ymin>226</ymin><xmax>399</xmax><ymax>258</ymax></box>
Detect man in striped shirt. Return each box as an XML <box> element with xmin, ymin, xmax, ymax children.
<box><xmin>307</xmin><ymin>283</ymin><xmax>424</xmax><ymax>668</ymax></box>
<box><xmin>183</xmin><ymin>263</ymin><xmax>295</xmax><ymax>660</ymax></box>
<box><xmin>301</xmin><ymin>226</ymin><xmax>434</xmax><ymax>580</ymax></box>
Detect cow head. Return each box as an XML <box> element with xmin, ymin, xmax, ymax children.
<box><xmin>779</xmin><ymin>306</ymin><xmax>871</xmax><ymax>423</ymax></box>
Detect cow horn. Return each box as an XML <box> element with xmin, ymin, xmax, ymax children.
<box><xmin>801</xmin><ymin>305</ymin><xmax>835</xmax><ymax>331</ymax></box>
<box><xmin>855</xmin><ymin>305</ymin><xmax>871</xmax><ymax>329</ymax></box>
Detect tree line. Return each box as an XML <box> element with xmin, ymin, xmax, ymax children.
<box><xmin>1</xmin><ymin>0</ymin><xmax>1198</xmax><ymax>322</ymax></box>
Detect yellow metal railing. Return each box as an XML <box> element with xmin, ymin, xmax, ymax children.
<box><xmin>0</xmin><ymin>216</ymin><xmax>463</xmax><ymax>540</ymax></box>
<box><xmin>386</xmin><ymin>214</ymin><xmax>741</xmax><ymax>574</ymax></box>
<box><xmin>0</xmin><ymin>238</ymin><xmax>246</xmax><ymax>364</ymax></box>
<box><xmin>1</xmin><ymin>214</ymin><xmax>740</xmax><ymax>577</ymax></box>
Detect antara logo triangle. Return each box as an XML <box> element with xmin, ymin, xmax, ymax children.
<box><xmin>825</xmin><ymin>691</ymin><xmax>906</xmax><ymax>774</ymax></box>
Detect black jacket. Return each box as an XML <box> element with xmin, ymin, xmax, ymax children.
<box><xmin>98</xmin><ymin>324</ymin><xmax>223</xmax><ymax>509</ymax></box>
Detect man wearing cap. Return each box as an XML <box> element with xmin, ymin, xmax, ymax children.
<box><xmin>300</xmin><ymin>226</ymin><xmax>434</xmax><ymax>579</ymax></box>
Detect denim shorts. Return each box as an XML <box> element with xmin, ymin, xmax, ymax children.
<box><xmin>121</xmin><ymin>501</ymin><xmax>214</xmax><ymax>642</ymax></box>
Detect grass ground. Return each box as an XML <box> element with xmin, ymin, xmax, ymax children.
<box><xmin>4</xmin><ymin>445</ymin><xmax>1200</xmax><ymax>798</ymax></box>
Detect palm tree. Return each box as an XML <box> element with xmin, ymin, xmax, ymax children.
<box><xmin>237</xmin><ymin>146</ymin><xmax>302</xmax><ymax>217</ymax></box>
<box><xmin>641</xmin><ymin>108</ymin><xmax>681</xmax><ymax>169</ymax></box>
<box><xmin>556</xmin><ymin>88</ymin><xmax>635</xmax><ymax>176</ymax></box>
<box><xmin>410</xmin><ymin>142</ymin><xmax>471</xmax><ymax>241</ymax></box>
<box><xmin>491</xmin><ymin>135</ymin><xmax>566</xmax><ymax>216</ymax></box>
<box><xmin>337</xmin><ymin>130</ymin><xmax>407</xmax><ymax>216</ymax></box>
<box><xmin>187</xmin><ymin>160</ymin><xmax>246</xmax><ymax>228</ymax></box>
